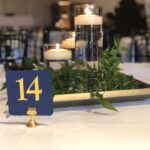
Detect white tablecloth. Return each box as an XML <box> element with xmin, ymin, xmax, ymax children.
<box><xmin>0</xmin><ymin>100</ymin><xmax>150</xmax><ymax>150</ymax></box>
<box><xmin>0</xmin><ymin>63</ymin><xmax>150</xmax><ymax>150</ymax></box>
<box><xmin>121</xmin><ymin>63</ymin><xmax>150</xmax><ymax>84</ymax></box>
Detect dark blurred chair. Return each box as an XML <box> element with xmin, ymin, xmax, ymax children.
<box><xmin>118</xmin><ymin>30</ymin><xmax>150</xmax><ymax>62</ymax></box>
<box><xmin>136</xmin><ymin>32</ymin><xmax>150</xmax><ymax>62</ymax></box>
<box><xmin>0</xmin><ymin>30</ymin><xmax>29</xmax><ymax>70</ymax></box>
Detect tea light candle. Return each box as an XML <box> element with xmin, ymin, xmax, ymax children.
<box><xmin>75</xmin><ymin>6</ymin><xmax>102</xmax><ymax>25</ymax></box>
<box><xmin>62</xmin><ymin>33</ymin><xmax>75</xmax><ymax>49</ymax></box>
<box><xmin>44</xmin><ymin>43</ymin><xmax>72</xmax><ymax>60</ymax></box>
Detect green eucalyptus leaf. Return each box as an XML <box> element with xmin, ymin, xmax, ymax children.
<box><xmin>101</xmin><ymin>100</ymin><xmax>118</xmax><ymax>111</ymax></box>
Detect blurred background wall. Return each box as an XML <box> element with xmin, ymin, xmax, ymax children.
<box><xmin>0</xmin><ymin>0</ymin><xmax>145</xmax><ymax>26</ymax></box>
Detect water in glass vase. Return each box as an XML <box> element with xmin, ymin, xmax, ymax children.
<box><xmin>75</xmin><ymin>24</ymin><xmax>103</xmax><ymax>61</ymax></box>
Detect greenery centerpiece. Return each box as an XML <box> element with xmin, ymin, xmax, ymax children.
<box><xmin>1</xmin><ymin>38</ymin><xmax>141</xmax><ymax>111</ymax></box>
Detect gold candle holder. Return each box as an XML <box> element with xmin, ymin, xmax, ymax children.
<box><xmin>26</xmin><ymin>108</ymin><xmax>38</xmax><ymax>128</ymax></box>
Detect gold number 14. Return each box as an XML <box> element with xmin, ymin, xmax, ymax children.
<box><xmin>16</xmin><ymin>76</ymin><xmax>42</xmax><ymax>101</ymax></box>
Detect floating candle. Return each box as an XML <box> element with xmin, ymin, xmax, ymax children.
<box><xmin>44</xmin><ymin>43</ymin><xmax>72</xmax><ymax>61</ymax></box>
<box><xmin>75</xmin><ymin>15</ymin><xmax>102</xmax><ymax>25</ymax></box>
<box><xmin>62</xmin><ymin>33</ymin><xmax>75</xmax><ymax>49</ymax></box>
<box><xmin>75</xmin><ymin>5</ymin><xmax>102</xmax><ymax>25</ymax></box>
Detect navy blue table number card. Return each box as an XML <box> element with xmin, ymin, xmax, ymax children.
<box><xmin>6</xmin><ymin>70</ymin><xmax>53</xmax><ymax>116</ymax></box>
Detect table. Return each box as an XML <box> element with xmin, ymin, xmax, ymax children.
<box><xmin>121</xmin><ymin>63</ymin><xmax>150</xmax><ymax>84</ymax></box>
<box><xmin>0</xmin><ymin>63</ymin><xmax>150</xmax><ymax>150</ymax></box>
<box><xmin>0</xmin><ymin>100</ymin><xmax>150</xmax><ymax>150</ymax></box>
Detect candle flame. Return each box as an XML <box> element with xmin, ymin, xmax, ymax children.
<box><xmin>56</xmin><ymin>43</ymin><xmax>60</xmax><ymax>49</ymax></box>
<box><xmin>84</xmin><ymin>6</ymin><xmax>93</xmax><ymax>15</ymax></box>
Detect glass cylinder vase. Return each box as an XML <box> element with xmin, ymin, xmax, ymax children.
<box><xmin>74</xmin><ymin>4</ymin><xmax>103</xmax><ymax>61</ymax></box>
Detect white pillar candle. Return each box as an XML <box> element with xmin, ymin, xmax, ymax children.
<box><xmin>44</xmin><ymin>43</ymin><xmax>72</xmax><ymax>61</ymax></box>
